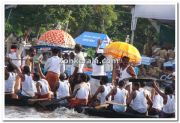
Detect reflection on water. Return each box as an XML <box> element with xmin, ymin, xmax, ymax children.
<box><xmin>5</xmin><ymin>106</ymin><xmax>98</xmax><ymax>118</ymax></box>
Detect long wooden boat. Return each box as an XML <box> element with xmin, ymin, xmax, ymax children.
<box><xmin>5</xmin><ymin>97</ymin><xmax>157</xmax><ymax>118</ymax></box>
<box><xmin>84</xmin><ymin>107</ymin><xmax>156</xmax><ymax>118</ymax></box>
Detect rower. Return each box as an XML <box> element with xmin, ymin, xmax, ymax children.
<box><xmin>17</xmin><ymin>66</ymin><xmax>37</xmax><ymax>100</ymax></box>
<box><xmin>5</xmin><ymin>57</ymin><xmax>20</xmax><ymax>99</ymax></box>
<box><xmin>139</xmin><ymin>82</ymin><xmax>151</xmax><ymax>97</ymax></box>
<box><xmin>55</xmin><ymin>73</ymin><xmax>71</xmax><ymax>106</ymax></box>
<box><xmin>89</xmin><ymin>76</ymin><xmax>112</xmax><ymax>106</ymax></box>
<box><xmin>59</xmin><ymin>73</ymin><xmax>90</xmax><ymax>108</ymax></box>
<box><xmin>106</xmin><ymin>80</ymin><xmax>128</xmax><ymax>112</ymax></box>
<box><xmin>152</xmin><ymin>81</ymin><xmax>175</xmax><ymax>118</ymax></box>
<box><xmin>33</xmin><ymin>73</ymin><xmax>52</xmax><ymax>99</ymax></box>
<box><xmin>127</xmin><ymin>82</ymin><xmax>152</xmax><ymax>115</ymax></box>
<box><xmin>149</xmin><ymin>85</ymin><xmax>164</xmax><ymax>117</ymax></box>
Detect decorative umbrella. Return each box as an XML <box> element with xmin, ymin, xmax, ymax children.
<box><xmin>38</xmin><ymin>30</ymin><xmax>75</xmax><ymax>48</ymax></box>
<box><xmin>104</xmin><ymin>41</ymin><xmax>141</xmax><ymax>64</ymax></box>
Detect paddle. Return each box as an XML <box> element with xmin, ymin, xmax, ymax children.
<box><xmin>28</xmin><ymin>98</ymin><xmax>49</xmax><ymax>102</ymax></box>
<box><xmin>27</xmin><ymin>98</ymin><xmax>50</xmax><ymax>105</ymax></box>
<box><xmin>105</xmin><ymin>101</ymin><xmax>126</xmax><ymax>106</ymax></box>
<box><xmin>95</xmin><ymin>104</ymin><xmax>109</xmax><ymax>109</ymax></box>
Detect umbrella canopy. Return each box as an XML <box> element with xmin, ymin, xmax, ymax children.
<box><xmin>104</xmin><ymin>42</ymin><xmax>141</xmax><ymax>64</ymax></box>
<box><xmin>75</xmin><ymin>31</ymin><xmax>111</xmax><ymax>48</ymax></box>
<box><xmin>38</xmin><ymin>30</ymin><xmax>75</xmax><ymax>48</ymax></box>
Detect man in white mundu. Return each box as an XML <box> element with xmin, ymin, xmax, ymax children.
<box><xmin>114</xmin><ymin>56</ymin><xmax>137</xmax><ymax>94</ymax></box>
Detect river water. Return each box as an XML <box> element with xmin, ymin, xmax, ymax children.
<box><xmin>5</xmin><ymin>106</ymin><xmax>98</xmax><ymax>119</ymax></box>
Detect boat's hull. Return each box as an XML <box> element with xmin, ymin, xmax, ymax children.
<box><xmin>5</xmin><ymin>98</ymin><xmax>157</xmax><ymax>118</ymax></box>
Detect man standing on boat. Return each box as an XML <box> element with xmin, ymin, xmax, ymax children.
<box><xmin>89</xmin><ymin>39</ymin><xmax>106</xmax><ymax>96</ymax></box>
<box><xmin>44</xmin><ymin>48</ymin><xmax>61</xmax><ymax>94</ymax></box>
<box><xmin>22</xmin><ymin>47</ymin><xmax>37</xmax><ymax>73</ymax></box>
<box><xmin>114</xmin><ymin>56</ymin><xmax>137</xmax><ymax>94</ymax></box>
<box><xmin>70</xmin><ymin>44</ymin><xmax>85</xmax><ymax>91</ymax></box>
<box><xmin>7</xmin><ymin>44</ymin><xmax>24</xmax><ymax>72</ymax></box>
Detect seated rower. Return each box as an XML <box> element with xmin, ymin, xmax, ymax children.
<box><xmin>17</xmin><ymin>66</ymin><xmax>37</xmax><ymax>100</ymax></box>
<box><xmin>55</xmin><ymin>73</ymin><xmax>71</xmax><ymax>106</ymax></box>
<box><xmin>36</xmin><ymin>60</ymin><xmax>54</xmax><ymax>99</ymax></box>
<box><xmin>89</xmin><ymin>76</ymin><xmax>112</xmax><ymax>107</ymax></box>
<box><xmin>5</xmin><ymin>57</ymin><xmax>20</xmax><ymax>99</ymax></box>
<box><xmin>33</xmin><ymin>73</ymin><xmax>52</xmax><ymax>99</ymax></box>
<box><xmin>149</xmin><ymin>87</ymin><xmax>163</xmax><ymax>116</ymax></box>
<box><xmin>106</xmin><ymin>80</ymin><xmax>128</xmax><ymax>112</ymax></box>
<box><xmin>127</xmin><ymin>82</ymin><xmax>152</xmax><ymax>115</ymax></box>
<box><xmin>152</xmin><ymin>81</ymin><xmax>175</xmax><ymax>118</ymax></box>
<box><xmin>59</xmin><ymin>73</ymin><xmax>90</xmax><ymax>108</ymax></box>
<box><xmin>139</xmin><ymin>82</ymin><xmax>151</xmax><ymax>97</ymax></box>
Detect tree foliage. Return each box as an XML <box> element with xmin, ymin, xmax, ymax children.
<box><xmin>5</xmin><ymin>5</ymin><xmax>162</xmax><ymax>53</ymax></box>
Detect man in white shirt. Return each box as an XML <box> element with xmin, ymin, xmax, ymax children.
<box><xmin>70</xmin><ymin>44</ymin><xmax>85</xmax><ymax>91</ymax></box>
<box><xmin>44</xmin><ymin>48</ymin><xmax>62</xmax><ymax>93</ymax></box>
<box><xmin>8</xmin><ymin>44</ymin><xmax>23</xmax><ymax>72</ymax></box>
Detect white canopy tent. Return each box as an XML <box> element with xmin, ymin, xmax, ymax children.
<box><xmin>131</xmin><ymin>5</ymin><xmax>175</xmax><ymax>44</ymax></box>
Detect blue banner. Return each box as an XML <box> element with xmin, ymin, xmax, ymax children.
<box><xmin>75</xmin><ymin>31</ymin><xmax>110</xmax><ymax>48</ymax></box>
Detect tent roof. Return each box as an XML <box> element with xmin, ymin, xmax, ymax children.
<box><xmin>133</xmin><ymin>5</ymin><xmax>175</xmax><ymax>20</ymax></box>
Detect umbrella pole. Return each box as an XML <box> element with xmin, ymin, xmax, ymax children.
<box><xmin>112</xmin><ymin>60</ymin><xmax>117</xmax><ymax>86</ymax></box>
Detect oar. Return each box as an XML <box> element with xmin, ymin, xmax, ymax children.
<box><xmin>28</xmin><ymin>98</ymin><xmax>50</xmax><ymax>105</ymax></box>
<box><xmin>28</xmin><ymin>98</ymin><xmax>50</xmax><ymax>102</ymax></box>
<box><xmin>105</xmin><ymin>101</ymin><xmax>126</xmax><ymax>106</ymax></box>
<box><xmin>95</xmin><ymin>104</ymin><xmax>109</xmax><ymax>109</ymax></box>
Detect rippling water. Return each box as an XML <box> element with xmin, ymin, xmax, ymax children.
<box><xmin>5</xmin><ymin>106</ymin><xmax>98</xmax><ymax>118</ymax></box>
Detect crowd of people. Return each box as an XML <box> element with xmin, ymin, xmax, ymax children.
<box><xmin>5</xmin><ymin>38</ymin><xmax>175</xmax><ymax>118</ymax></box>
<box><xmin>138</xmin><ymin>40</ymin><xmax>175</xmax><ymax>78</ymax></box>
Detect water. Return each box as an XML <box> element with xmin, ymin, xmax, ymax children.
<box><xmin>5</xmin><ymin>106</ymin><xmax>98</xmax><ymax>118</ymax></box>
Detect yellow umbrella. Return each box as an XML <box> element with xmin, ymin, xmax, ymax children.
<box><xmin>104</xmin><ymin>41</ymin><xmax>141</xmax><ymax>64</ymax></box>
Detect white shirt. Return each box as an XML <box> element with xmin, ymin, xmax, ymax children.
<box><xmin>119</xmin><ymin>65</ymin><xmax>133</xmax><ymax>81</ymax></box>
<box><xmin>152</xmin><ymin>94</ymin><xmax>164</xmax><ymax>110</ymax></box>
<box><xmin>5</xmin><ymin>72</ymin><xmax>17</xmax><ymax>93</ymax></box>
<box><xmin>75</xmin><ymin>82</ymin><xmax>90</xmax><ymax>99</ymax></box>
<box><xmin>37</xmin><ymin>79</ymin><xmax>49</xmax><ymax>95</ymax></box>
<box><xmin>100</xmin><ymin>85</ymin><xmax>112</xmax><ymax>104</ymax></box>
<box><xmin>8</xmin><ymin>44</ymin><xmax>23</xmax><ymax>68</ymax></box>
<box><xmin>21</xmin><ymin>74</ymin><xmax>36</xmax><ymax>97</ymax></box>
<box><xmin>44</xmin><ymin>56</ymin><xmax>62</xmax><ymax>75</ymax></box>
<box><xmin>57</xmin><ymin>80</ymin><xmax>70</xmax><ymax>99</ymax></box>
<box><xmin>163</xmin><ymin>95</ymin><xmax>175</xmax><ymax>113</ymax></box>
<box><xmin>74</xmin><ymin>52</ymin><xmax>85</xmax><ymax>73</ymax></box>
<box><xmin>60</xmin><ymin>60</ymin><xmax>66</xmax><ymax>73</ymax></box>
<box><xmin>8</xmin><ymin>52</ymin><xmax>21</xmax><ymax>68</ymax></box>
<box><xmin>113</xmin><ymin>88</ymin><xmax>127</xmax><ymax>105</ymax></box>
<box><xmin>92</xmin><ymin>58</ymin><xmax>106</xmax><ymax>76</ymax></box>
<box><xmin>130</xmin><ymin>90</ymin><xmax>148</xmax><ymax>113</ymax></box>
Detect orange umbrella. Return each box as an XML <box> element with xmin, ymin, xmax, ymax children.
<box><xmin>38</xmin><ymin>30</ymin><xmax>75</xmax><ymax>48</ymax></box>
<box><xmin>104</xmin><ymin>41</ymin><xmax>141</xmax><ymax>64</ymax></box>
